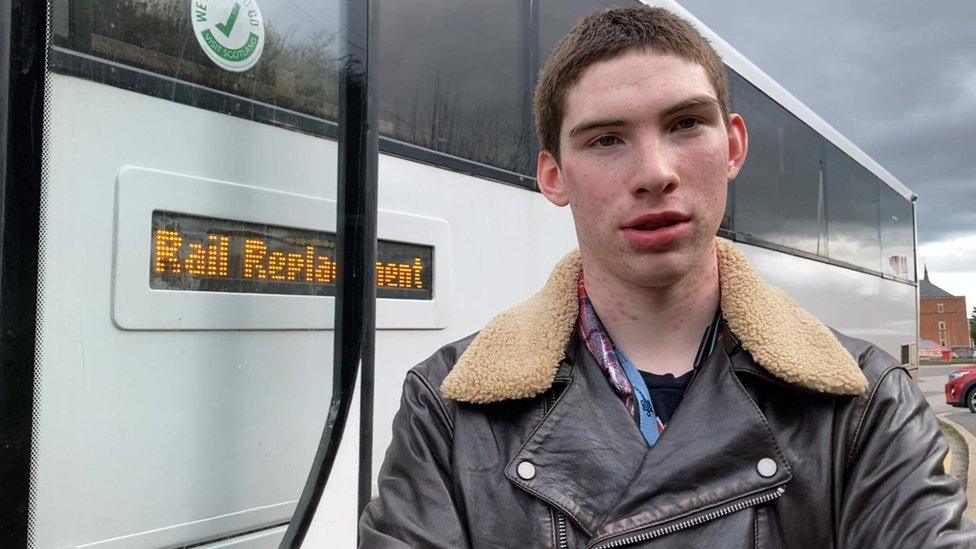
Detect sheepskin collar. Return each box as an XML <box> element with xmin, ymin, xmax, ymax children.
<box><xmin>440</xmin><ymin>238</ymin><xmax>868</xmax><ymax>403</ymax></box>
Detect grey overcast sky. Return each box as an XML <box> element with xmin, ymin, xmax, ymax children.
<box><xmin>677</xmin><ymin>0</ymin><xmax>976</xmax><ymax>313</ymax></box>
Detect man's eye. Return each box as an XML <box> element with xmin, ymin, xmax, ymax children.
<box><xmin>674</xmin><ymin>118</ymin><xmax>700</xmax><ymax>131</ymax></box>
<box><xmin>594</xmin><ymin>135</ymin><xmax>620</xmax><ymax>147</ymax></box>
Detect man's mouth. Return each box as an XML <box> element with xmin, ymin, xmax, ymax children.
<box><xmin>620</xmin><ymin>211</ymin><xmax>692</xmax><ymax>250</ymax></box>
<box><xmin>623</xmin><ymin>211</ymin><xmax>691</xmax><ymax>231</ymax></box>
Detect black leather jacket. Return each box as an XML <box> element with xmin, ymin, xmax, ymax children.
<box><xmin>360</xmin><ymin>241</ymin><xmax>975</xmax><ymax>548</ymax></box>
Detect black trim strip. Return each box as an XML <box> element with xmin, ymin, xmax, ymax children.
<box><xmin>48</xmin><ymin>47</ymin><xmax>340</xmax><ymax>141</ymax></box>
<box><xmin>280</xmin><ymin>0</ymin><xmax>376</xmax><ymax>545</ymax></box>
<box><xmin>357</xmin><ymin>0</ymin><xmax>381</xmax><ymax>524</ymax></box>
<box><xmin>0</xmin><ymin>0</ymin><xmax>45</xmax><ymax>545</ymax></box>
<box><xmin>520</xmin><ymin>0</ymin><xmax>539</xmax><ymax>183</ymax></box>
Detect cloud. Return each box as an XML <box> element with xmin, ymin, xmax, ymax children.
<box><xmin>679</xmin><ymin>0</ymin><xmax>976</xmax><ymax>247</ymax></box>
<box><xmin>920</xmin><ymin>235</ymin><xmax>976</xmax><ymax>273</ymax></box>
<box><xmin>919</xmin><ymin>235</ymin><xmax>976</xmax><ymax>312</ymax></box>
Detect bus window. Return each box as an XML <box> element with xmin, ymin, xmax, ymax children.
<box><xmin>729</xmin><ymin>71</ymin><xmax>827</xmax><ymax>256</ymax></box>
<box><xmin>539</xmin><ymin>0</ymin><xmax>636</xmax><ymax>62</ymax></box>
<box><xmin>50</xmin><ymin>0</ymin><xmax>342</xmax><ymax>131</ymax></box>
<box><xmin>376</xmin><ymin>0</ymin><xmax>533</xmax><ymax>175</ymax></box>
<box><xmin>880</xmin><ymin>184</ymin><xmax>916</xmax><ymax>281</ymax></box>
<box><xmin>825</xmin><ymin>141</ymin><xmax>883</xmax><ymax>272</ymax></box>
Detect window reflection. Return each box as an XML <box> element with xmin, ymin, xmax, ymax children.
<box><xmin>825</xmin><ymin>143</ymin><xmax>882</xmax><ymax>271</ymax></box>
<box><xmin>538</xmin><ymin>0</ymin><xmax>635</xmax><ymax>61</ymax></box>
<box><xmin>879</xmin><ymin>185</ymin><xmax>915</xmax><ymax>281</ymax></box>
<box><xmin>52</xmin><ymin>0</ymin><xmax>342</xmax><ymax>121</ymax></box>
<box><xmin>729</xmin><ymin>72</ymin><xmax>825</xmax><ymax>255</ymax></box>
<box><xmin>376</xmin><ymin>0</ymin><xmax>532</xmax><ymax>175</ymax></box>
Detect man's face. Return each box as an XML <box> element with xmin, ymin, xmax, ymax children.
<box><xmin>537</xmin><ymin>48</ymin><xmax>747</xmax><ymax>289</ymax></box>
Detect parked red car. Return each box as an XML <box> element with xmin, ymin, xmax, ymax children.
<box><xmin>946</xmin><ymin>365</ymin><xmax>976</xmax><ymax>412</ymax></box>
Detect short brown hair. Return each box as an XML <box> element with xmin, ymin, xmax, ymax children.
<box><xmin>533</xmin><ymin>6</ymin><xmax>730</xmax><ymax>160</ymax></box>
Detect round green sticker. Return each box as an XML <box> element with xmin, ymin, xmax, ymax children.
<box><xmin>191</xmin><ymin>0</ymin><xmax>265</xmax><ymax>72</ymax></box>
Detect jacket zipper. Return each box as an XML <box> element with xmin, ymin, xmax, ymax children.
<box><xmin>591</xmin><ymin>486</ymin><xmax>786</xmax><ymax>548</ymax></box>
<box><xmin>543</xmin><ymin>389</ymin><xmax>571</xmax><ymax>549</ymax></box>
<box><xmin>556</xmin><ymin>511</ymin><xmax>569</xmax><ymax>549</ymax></box>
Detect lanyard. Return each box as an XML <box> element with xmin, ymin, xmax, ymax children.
<box><xmin>612</xmin><ymin>310</ymin><xmax>721</xmax><ymax>447</ymax></box>
<box><xmin>615</xmin><ymin>346</ymin><xmax>663</xmax><ymax>447</ymax></box>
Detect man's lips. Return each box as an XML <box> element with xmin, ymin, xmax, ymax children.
<box><xmin>620</xmin><ymin>211</ymin><xmax>692</xmax><ymax>250</ymax></box>
<box><xmin>622</xmin><ymin>211</ymin><xmax>691</xmax><ymax>231</ymax></box>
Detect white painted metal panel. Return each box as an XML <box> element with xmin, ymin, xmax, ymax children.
<box><xmin>737</xmin><ymin>242</ymin><xmax>917</xmax><ymax>358</ymax></box>
<box><xmin>198</xmin><ymin>526</ymin><xmax>287</xmax><ymax>549</ymax></box>
<box><xmin>304</xmin><ymin>372</ymin><xmax>361</xmax><ymax>548</ymax></box>
<box><xmin>31</xmin><ymin>74</ymin><xmax>348</xmax><ymax>548</ymax></box>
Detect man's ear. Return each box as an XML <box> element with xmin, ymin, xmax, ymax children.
<box><xmin>726</xmin><ymin>113</ymin><xmax>748</xmax><ymax>181</ymax></box>
<box><xmin>537</xmin><ymin>150</ymin><xmax>570</xmax><ymax>207</ymax></box>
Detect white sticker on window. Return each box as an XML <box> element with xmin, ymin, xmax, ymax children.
<box><xmin>191</xmin><ymin>0</ymin><xmax>265</xmax><ymax>72</ymax></box>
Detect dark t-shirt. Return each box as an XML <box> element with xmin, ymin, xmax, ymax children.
<box><xmin>639</xmin><ymin>369</ymin><xmax>694</xmax><ymax>425</ymax></box>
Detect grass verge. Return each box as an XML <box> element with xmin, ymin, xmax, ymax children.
<box><xmin>940</xmin><ymin>419</ymin><xmax>969</xmax><ymax>486</ymax></box>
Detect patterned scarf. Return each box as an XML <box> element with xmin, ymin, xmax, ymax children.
<box><xmin>577</xmin><ymin>274</ymin><xmax>637</xmax><ymax>418</ymax></box>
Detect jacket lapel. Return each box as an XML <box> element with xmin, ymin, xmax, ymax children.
<box><xmin>589</xmin><ymin>326</ymin><xmax>792</xmax><ymax>544</ymax></box>
<box><xmin>505</xmin><ymin>327</ymin><xmax>793</xmax><ymax>543</ymax></box>
<box><xmin>504</xmin><ymin>338</ymin><xmax>647</xmax><ymax>537</ymax></box>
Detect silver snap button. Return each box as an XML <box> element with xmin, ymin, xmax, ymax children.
<box><xmin>757</xmin><ymin>458</ymin><xmax>777</xmax><ymax>478</ymax></box>
<box><xmin>517</xmin><ymin>461</ymin><xmax>536</xmax><ymax>480</ymax></box>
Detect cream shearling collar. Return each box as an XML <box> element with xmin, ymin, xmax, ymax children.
<box><xmin>440</xmin><ymin>238</ymin><xmax>867</xmax><ymax>403</ymax></box>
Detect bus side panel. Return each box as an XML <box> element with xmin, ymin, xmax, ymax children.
<box><xmin>739</xmin><ymin>241</ymin><xmax>916</xmax><ymax>358</ymax></box>
<box><xmin>30</xmin><ymin>74</ymin><xmax>348</xmax><ymax>547</ymax></box>
<box><xmin>303</xmin><ymin>372</ymin><xmax>360</xmax><ymax>548</ymax></box>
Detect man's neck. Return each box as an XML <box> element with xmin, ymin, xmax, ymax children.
<box><xmin>583</xmin><ymin>246</ymin><xmax>720</xmax><ymax>377</ymax></box>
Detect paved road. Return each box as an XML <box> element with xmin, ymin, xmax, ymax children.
<box><xmin>919</xmin><ymin>364</ymin><xmax>976</xmax><ymax>436</ymax></box>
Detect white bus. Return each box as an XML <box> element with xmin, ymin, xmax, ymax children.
<box><xmin>0</xmin><ymin>0</ymin><xmax>917</xmax><ymax>547</ymax></box>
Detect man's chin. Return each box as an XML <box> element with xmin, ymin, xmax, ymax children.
<box><xmin>581</xmin><ymin>238</ymin><xmax>711</xmax><ymax>287</ymax></box>
<box><xmin>619</xmin><ymin>256</ymin><xmax>687</xmax><ymax>288</ymax></box>
<box><xmin>622</xmin><ymin>245</ymin><xmax>711</xmax><ymax>287</ymax></box>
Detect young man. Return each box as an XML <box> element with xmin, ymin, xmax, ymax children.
<box><xmin>360</xmin><ymin>6</ymin><xmax>974</xmax><ymax>547</ymax></box>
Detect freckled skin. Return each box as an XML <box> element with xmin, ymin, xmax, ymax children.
<box><xmin>537</xmin><ymin>49</ymin><xmax>748</xmax><ymax>375</ymax></box>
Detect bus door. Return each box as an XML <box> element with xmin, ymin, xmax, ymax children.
<box><xmin>0</xmin><ymin>0</ymin><xmax>373</xmax><ymax>546</ymax></box>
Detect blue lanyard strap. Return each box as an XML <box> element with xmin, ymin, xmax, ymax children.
<box><xmin>615</xmin><ymin>346</ymin><xmax>661</xmax><ymax>446</ymax></box>
<box><xmin>614</xmin><ymin>309</ymin><xmax>722</xmax><ymax>447</ymax></box>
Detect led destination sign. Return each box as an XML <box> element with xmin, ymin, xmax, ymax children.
<box><xmin>151</xmin><ymin>211</ymin><xmax>433</xmax><ymax>299</ymax></box>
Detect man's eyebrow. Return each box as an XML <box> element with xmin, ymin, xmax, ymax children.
<box><xmin>568</xmin><ymin>119</ymin><xmax>628</xmax><ymax>138</ymax></box>
<box><xmin>567</xmin><ymin>96</ymin><xmax>721</xmax><ymax>138</ymax></box>
<box><xmin>661</xmin><ymin>96</ymin><xmax>721</xmax><ymax>118</ymax></box>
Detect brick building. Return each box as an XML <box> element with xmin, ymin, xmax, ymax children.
<box><xmin>919</xmin><ymin>267</ymin><xmax>972</xmax><ymax>348</ymax></box>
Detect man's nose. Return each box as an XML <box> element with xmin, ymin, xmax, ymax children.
<box><xmin>628</xmin><ymin>136</ymin><xmax>679</xmax><ymax>196</ymax></box>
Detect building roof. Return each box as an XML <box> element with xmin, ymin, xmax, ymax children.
<box><xmin>920</xmin><ymin>278</ymin><xmax>956</xmax><ymax>299</ymax></box>
<box><xmin>920</xmin><ymin>264</ymin><xmax>958</xmax><ymax>299</ymax></box>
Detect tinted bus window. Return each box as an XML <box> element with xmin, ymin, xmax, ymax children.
<box><xmin>729</xmin><ymin>72</ymin><xmax>825</xmax><ymax>255</ymax></box>
<box><xmin>879</xmin><ymin>185</ymin><xmax>915</xmax><ymax>281</ymax></box>
<box><xmin>51</xmin><ymin>0</ymin><xmax>341</xmax><ymax>122</ymax></box>
<box><xmin>825</xmin><ymin>142</ymin><xmax>882</xmax><ymax>271</ymax></box>
<box><xmin>376</xmin><ymin>0</ymin><xmax>532</xmax><ymax>175</ymax></box>
<box><xmin>539</xmin><ymin>0</ymin><xmax>635</xmax><ymax>61</ymax></box>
